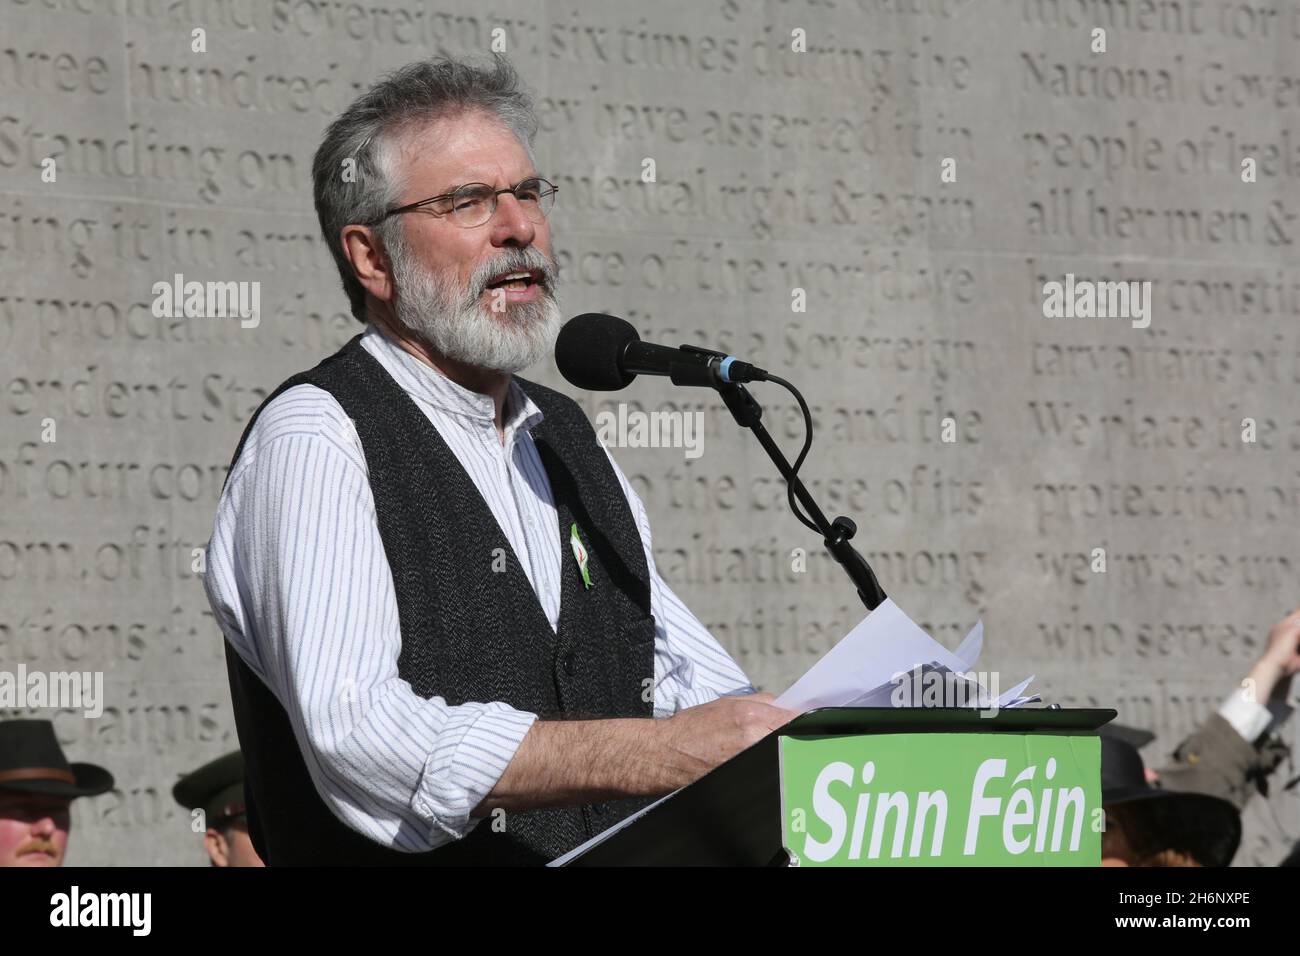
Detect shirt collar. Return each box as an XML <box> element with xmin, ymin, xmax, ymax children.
<box><xmin>360</xmin><ymin>323</ymin><xmax>545</xmax><ymax>439</ymax></box>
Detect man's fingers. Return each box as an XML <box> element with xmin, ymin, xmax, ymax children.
<box><xmin>750</xmin><ymin>702</ymin><xmax>800</xmax><ymax>728</ymax></box>
<box><xmin>771</xmin><ymin>707</ymin><xmax>800</xmax><ymax>727</ymax></box>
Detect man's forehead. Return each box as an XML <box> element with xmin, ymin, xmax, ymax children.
<box><xmin>396</xmin><ymin>116</ymin><xmax>535</xmax><ymax>195</ymax></box>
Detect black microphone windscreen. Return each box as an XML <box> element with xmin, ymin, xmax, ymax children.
<box><xmin>555</xmin><ymin>313</ymin><xmax>640</xmax><ymax>391</ymax></box>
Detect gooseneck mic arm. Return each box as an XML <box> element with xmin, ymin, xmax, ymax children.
<box><xmin>706</xmin><ymin>363</ymin><xmax>887</xmax><ymax>612</ymax></box>
<box><xmin>554</xmin><ymin>315</ymin><xmax>887</xmax><ymax>611</ymax></box>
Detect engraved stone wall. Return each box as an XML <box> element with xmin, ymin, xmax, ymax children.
<box><xmin>1</xmin><ymin>0</ymin><xmax>1296</xmax><ymax>865</ymax></box>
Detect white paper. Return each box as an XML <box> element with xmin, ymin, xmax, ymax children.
<box><xmin>551</xmin><ymin>600</ymin><xmax>1035</xmax><ymax>865</ymax></box>
<box><xmin>546</xmin><ymin>789</ymin><xmax>678</xmax><ymax>867</ymax></box>
<box><xmin>774</xmin><ymin>598</ymin><xmax>1034</xmax><ymax>714</ymax></box>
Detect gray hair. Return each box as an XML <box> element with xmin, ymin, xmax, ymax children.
<box><xmin>311</xmin><ymin>53</ymin><xmax>540</xmax><ymax>323</ymax></box>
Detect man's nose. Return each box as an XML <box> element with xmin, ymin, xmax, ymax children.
<box><xmin>31</xmin><ymin>815</ymin><xmax>57</xmax><ymax>837</ymax></box>
<box><xmin>489</xmin><ymin>192</ymin><xmax>537</xmax><ymax>246</ymax></box>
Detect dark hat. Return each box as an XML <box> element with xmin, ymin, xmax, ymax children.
<box><xmin>0</xmin><ymin>719</ymin><xmax>114</xmax><ymax>798</ymax></box>
<box><xmin>1099</xmin><ymin>722</ymin><xmax>1156</xmax><ymax>751</ymax></box>
<box><xmin>1101</xmin><ymin>734</ymin><xmax>1241</xmax><ymax>867</ymax></box>
<box><xmin>172</xmin><ymin>751</ymin><xmax>246</xmax><ymax>828</ymax></box>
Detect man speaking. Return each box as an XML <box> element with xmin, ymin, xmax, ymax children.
<box><xmin>202</xmin><ymin>53</ymin><xmax>795</xmax><ymax>865</ymax></box>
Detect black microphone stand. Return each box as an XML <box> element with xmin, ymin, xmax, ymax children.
<box><xmin>711</xmin><ymin>378</ymin><xmax>887</xmax><ymax>612</ymax></box>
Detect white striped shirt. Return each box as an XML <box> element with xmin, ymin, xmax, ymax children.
<box><xmin>201</xmin><ymin>323</ymin><xmax>753</xmax><ymax>853</ymax></box>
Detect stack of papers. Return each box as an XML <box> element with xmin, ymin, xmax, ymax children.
<box><xmin>547</xmin><ymin>598</ymin><xmax>1038</xmax><ymax>865</ymax></box>
<box><xmin>774</xmin><ymin>598</ymin><xmax>1038</xmax><ymax>713</ymax></box>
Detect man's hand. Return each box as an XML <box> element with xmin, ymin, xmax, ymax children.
<box><xmin>652</xmin><ymin>692</ymin><xmax>799</xmax><ymax>791</ymax></box>
<box><xmin>473</xmin><ymin>692</ymin><xmax>798</xmax><ymax>817</ymax></box>
<box><xmin>1244</xmin><ymin>607</ymin><xmax>1300</xmax><ymax>703</ymax></box>
<box><xmin>1261</xmin><ymin>608</ymin><xmax>1300</xmax><ymax>675</ymax></box>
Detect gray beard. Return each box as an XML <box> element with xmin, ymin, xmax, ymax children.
<box><xmin>388</xmin><ymin>241</ymin><xmax>562</xmax><ymax>374</ymax></box>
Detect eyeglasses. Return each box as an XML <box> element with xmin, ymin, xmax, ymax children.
<box><xmin>369</xmin><ymin>177</ymin><xmax>557</xmax><ymax>228</ymax></box>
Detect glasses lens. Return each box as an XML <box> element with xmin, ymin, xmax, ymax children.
<box><xmin>443</xmin><ymin>181</ymin><xmax>556</xmax><ymax>227</ymax></box>
<box><xmin>448</xmin><ymin>184</ymin><xmax>495</xmax><ymax>226</ymax></box>
<box><xmin>515</xmin><ymin>179</ymin><xmax>555</xmax><ymax>222</ymax></box>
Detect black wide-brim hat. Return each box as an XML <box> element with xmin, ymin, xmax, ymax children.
<box><xmin>0</xmin><ymin>719</ymin><xmax>114</xmax><ymax>799</ymax></box>
<box><xmin>1101</xmin><ymin>732</ymin><xmax>1241</xmax><ymax>867</ymax></box>
<box><xmin>172</xmin><ymin>751</ymin><xmax>246</xmax><ymax>827</ymax></box>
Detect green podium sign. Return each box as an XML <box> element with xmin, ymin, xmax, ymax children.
<box><xmin>558</xmin><ymin>707</ymin><xmax>1114</xmax><ymax>866</ymax></box>
<box><xmin>780</xmin><ymin>733</ymin><xmax>1102</xmax><ymax>866</ymax></box>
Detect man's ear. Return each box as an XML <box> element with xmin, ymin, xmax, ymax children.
<box><xmin>342</xmin><ymin>223</ymin><xmax>396</xmax><ymax>305</ymax></box>
<box><xmin>204</xmin><ymin>827</ymin><xmax>231</xmax><ymax>867</ymax></box>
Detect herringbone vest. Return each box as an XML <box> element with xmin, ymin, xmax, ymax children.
<box><xmin>222</xmin><ymin>333</ymin><xmax>657</xmax><ymax>865</ymax></box>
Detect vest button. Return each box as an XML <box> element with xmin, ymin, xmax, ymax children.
<box><xmin>563</xmin><ymin>655</ymin><xmax>574</xmax><ymax>676</ymax></box>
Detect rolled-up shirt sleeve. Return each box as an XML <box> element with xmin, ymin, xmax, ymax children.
<box><xmin>202</xmin><ymin>385</ymin><xmax>537</xmax><ymax>852</ymax></box>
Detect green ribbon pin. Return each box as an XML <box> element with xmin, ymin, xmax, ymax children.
<box><xmin>569</xmin><ymin>522</ymin><xmax>593</xmax><ymax>589</ymax></box>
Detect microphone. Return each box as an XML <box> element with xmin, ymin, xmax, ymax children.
<box><xmin>554</xmin><ymin>313</ymin><xmax>768</xmax><ymax>391</ymax></box>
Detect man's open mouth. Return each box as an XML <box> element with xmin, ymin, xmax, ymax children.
<box><xmin>484</xmin><ymin>269</ymin><xmax>542</xmax><ymax>292</ymax></box>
